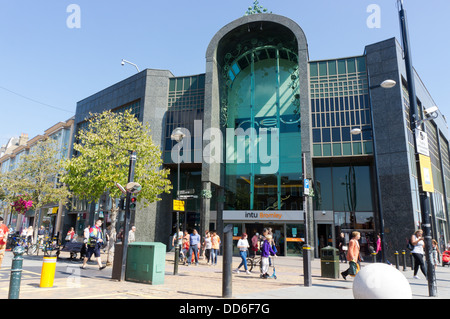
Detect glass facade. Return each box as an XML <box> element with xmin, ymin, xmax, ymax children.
<box><xmin>164</xmin><ymin>74</ymin><xmax>205</xmax><ymax>164</ymax></box>
<box><xmin>220</xmin><ymin>43</ymin><xmax>302</xmax><ymax>211</ymax></box>
<box><xmin>310</xmin><ymin>57</ymin><xmax>373</xmax><ymax>157</ymax></box>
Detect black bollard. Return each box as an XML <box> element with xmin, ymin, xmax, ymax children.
<box><xmin>222</xmin><ymin>224</ymin><xmax>233</xmax><ymax>298</ymax></box>
<box><xmin>303</xmin><ymin>245</ymin><xmax>312</xmax><ymax>287</ymax></box>
<box><xmin>9</xmin><ymin>246</ymin><xmax>25</xmax><ymax>299</ymax></box>
<box><xmin>372</xmin><ymin>252</ymin><xmax>377</xmax><ymax>263</ymax></box>
<box><xmin>402</xmin><ymin>250</ymin><xmax>407</xmax><ymax>271</ymax></box>
<box><xmin>394</xmin><ymin>251</ymin><xmax>399</xmax><ymax>270</ymax></box>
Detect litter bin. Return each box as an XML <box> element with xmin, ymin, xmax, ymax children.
<box><xmin>40</xmin><ymin>256</ymin><xmax>57</xmax><ymax>288</ymax></box>
<box><xmin>320</xmin><ymin>246</ymin><xmax>339</xmax><ymax>279</ymax></box>
<box><xmin>126</xmin><ymin>242</ymin><xmax>166</xmax><ymax>285</ymax></box>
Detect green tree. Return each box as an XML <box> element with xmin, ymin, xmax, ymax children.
<box><xmin>0</xmin><ymin>138</ymin><xmax>71</xmax><ymax>237</ymax></box>
<box><xmin>61</xmin><ymin>110</ymin><xmax>172</xmax><ymax>264</ymax></box>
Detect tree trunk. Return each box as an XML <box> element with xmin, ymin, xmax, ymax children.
<box><xmin>106</xmin><ymin>202</ymin><xmax>119</xmax><ymax>266</ymax></box>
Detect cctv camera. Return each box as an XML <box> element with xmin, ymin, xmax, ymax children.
<box><xmin>121</xmin><ymin>60</ymin><xmax>125</xmax><ymax>66</ymax></box>
<box><xmin>424</xmin><ymin>106</ymin><xmax>438</xmax><ymax>115</ymax></box>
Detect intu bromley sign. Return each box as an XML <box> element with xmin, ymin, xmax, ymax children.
<box><xmin>223</xmin><ymin>210</ymin><xmax>304</xmax><ymax>222</ymax></box>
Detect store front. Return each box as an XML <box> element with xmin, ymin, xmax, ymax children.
<box><xmin>223</xmin><ymin>210</ymin><xmax>305</xmax><ymax>256</ymax></box>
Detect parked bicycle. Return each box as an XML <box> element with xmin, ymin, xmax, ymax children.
<box><xmin>42</xmin><ymin>237</ymin><xmax>61</xmax><ymax>257</ymax></box>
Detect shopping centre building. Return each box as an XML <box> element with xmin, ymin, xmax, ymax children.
<box><xmin>71</xmin><ymin>13</ymin><xmax>450</xmax><ymax>260</ymax></box>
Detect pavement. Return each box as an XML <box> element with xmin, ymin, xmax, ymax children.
<box><xmin>1</xmin><ymin>249</ymin><xmax>450</xmax><ymax>300</ymax></box>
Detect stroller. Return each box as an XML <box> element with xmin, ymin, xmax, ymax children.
<box><xmin>442</xmin><ymin>251</ymin><xmax>450</xmax><ymax>267</ymax></box>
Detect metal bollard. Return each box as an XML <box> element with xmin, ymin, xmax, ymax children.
<box><xmin>8</xmin><ymin>246</ymin><xmax>25</xmax><ymax>299</ymax></box>
<box><xmin>371</xmin><ymin>252</ymin><xmax>377</xmax><ymax>263</ymax></box>
<box><xmin>402</xmin><ymin>250</ymin><xmax>407</xmax><ymax>271</ymax></box>
<box><xmin>303</xmin><ymin>245</ymin><xmax>312</xmax><ymax>287</ymax></box>
<box><xmin>394</xmin><ymin>251</ymin><xmax>399</xmax><ymax>270</ymax></box>
<box><xmin>222</xmin><ymin>224</ymin><xmax>233</xmax><ymax>298</ymax></box>
<box><xmin>40</xmin><ymin>256</ymin><xmax>57</xmax><ymax>288</ymax></box>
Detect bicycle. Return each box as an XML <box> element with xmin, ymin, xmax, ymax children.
<box><xmin>42</xmin><ymin>237</ymin><xmax>61</xmax><ymax>257</ymax></box>
<box><xmin>246</xmin><ymin>255</ymin><xmax>261</xmax><ymax>273</ymax></box>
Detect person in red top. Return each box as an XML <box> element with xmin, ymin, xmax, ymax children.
<box><xmin>0</xmin><ymin>217</ymin><xmax>9</xmax><ymax>269</ymax></box>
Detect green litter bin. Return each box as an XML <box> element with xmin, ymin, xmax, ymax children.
<box><xmin>320</xmin><ymin>246</ymin><xmax>339</xmax><ymax>279</ymax></box>
<box><xmin>126</xmin><ymin>242</ymin><xmax>166</xmax><ymax>285</ymax></box>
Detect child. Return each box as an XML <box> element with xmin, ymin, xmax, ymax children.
<box><xmin>181</xmin><ymin>237</ymin><xmax>190</xmax><ymax>265</ymax></box>
<box><xmin>260</xmin><ymin>234</ymin><xmax>276</xmax><ymax>278</ymax></box>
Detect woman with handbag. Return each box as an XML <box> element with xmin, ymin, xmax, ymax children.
<box><xmin>411</xmin><ymin>230</ymin><xmax>427</xmax><ymax>279</ymax></box>
<box><xmin>341</xmin><ymin>231</ymin><xmax>361</xmax><ymax>280</ymax></box>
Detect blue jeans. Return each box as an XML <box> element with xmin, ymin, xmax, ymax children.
<box><xmin>188</xmin><ymin>245</ymin><xmax>199</xmax><ymax>264</ymax></box>
<box><xmin>211</xmin><ymin>248</ymin><xmax>219</xmax><ymax>265</ymax></box>
<box><xmin>238</xmin><ymin>250</ymin><xmax>248</xmax><ymax>271</ymax></box>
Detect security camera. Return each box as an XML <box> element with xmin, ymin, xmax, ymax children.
<box><xmin>121</xmin><ymin>59</ymin><xmax>125</xmax><ymax>66</ymax></box>
<box><xmin>424</xmin><ymin>106</ymin><xmax>438</xmax><ymax>115</ymax></box>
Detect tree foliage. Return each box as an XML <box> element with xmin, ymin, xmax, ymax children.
<box><xmin>61</xmin><ymin>110</ymin><xmax>172</xmax><ymax>204</ymax></box>
<box><xmin>61</xmin><ymin>110</ymin><xmax>172</xmax><ymax>264</ymax></box>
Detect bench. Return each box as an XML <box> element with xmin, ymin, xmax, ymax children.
<box><xmin>56</xmin><ymin>241</ymin><xmax>84</xmax><ymax>260</ymax></box>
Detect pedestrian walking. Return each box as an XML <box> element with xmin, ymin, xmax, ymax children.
<box><xmin>203</xmin><ymin>231</ymin><xmax>212</xmax><ymax>265</ymax></box>
<box><xmin>411</xmin><ymin>230</ymin><xmax>427</xmax><ymax>279</ymax></box>
<box><xmin>128</xmin><ymin>225</ymin><xmax>136</xmax><ymax>243</ymax></box>
<box><xmin>181</xmin><ymin>237</ymin><xmax>189</xmax><ymax>264</ymax></box>
<box><xmin>81</xmin><ymin>219</ymin><xmax>106</xmax><ymax>270</ymax></box>
<box><xmin>187</xmin><ymin>229</ymin><xmax>201</xmax><ymax>266</ymax></box>
<box><xmin>251</xmin><ymin>232</ymin><xmax>259</xmax><ymax>258</ymax></box>
<box><xmin>65</xmin><ymin>227</ymin><xmax>75</xmax><ymax>242</ymax></box>
<box><xmin>210</xmin><ymin>230</ymin><xmax>220</xmax><ymax>266</ymax></box>
<box><xmin>26</xmin><ymin>226</ymin><xmax>33</xmax><ymax>244</ymax></box>
<box><xmin>260</xmin><ymin>234</ymin><xmax>276</xmax><ymax>279</ymax></box>
<box><xmin>0</xmin><ymin>217</ymin><xmax>9</xmax><ymax>269</ymax></box>
<box><xmin>338</xmin><ymin>232</ymin><xmax>347</xmax><ymax>263</ymax></box>
<box><xmin>341</xmin><ymin>231</ymin><xmax>361</xmax><ymax>280</ymax></box>
<box><xmin>172</xmin><ymin>229</ymin><xmax>183</xmax><ymax>252</ymax></box>
<box><xmin>235</xmin><ymin>233</ymin><xmax>251</xmax><ymax>274</ymax></box>
<box><xmin>375</xmin><ymin>233</ymin><xmax>382</xmax><ymax>262</ymax></box>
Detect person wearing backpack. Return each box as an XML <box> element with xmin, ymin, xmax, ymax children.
<box><xmin>81</xmin><ymin>219</ymin><xmax>106</xmax><ymax>270</ymax></box>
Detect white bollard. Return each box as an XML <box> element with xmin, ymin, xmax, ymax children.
<box><xmin>353</xmin><ymin>263</ymin><xmax>412</xmax><ymax>299</ymax></box>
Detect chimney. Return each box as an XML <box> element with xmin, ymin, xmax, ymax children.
<box><xmin>19</xmin><ymin>133</ymin><xmax>29</xmax><ymax>146</ymax></box>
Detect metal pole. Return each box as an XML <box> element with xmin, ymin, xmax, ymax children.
<box><xmin>399</xmin><ymin>1</ymin><xmax>436</xmax><ymax>297</ymax></box>
<box><xmin>303</xmin><ymin>245</ymin><xmax>312</xmax><ymax>287</ymax></box>
<box><xmin>8</xmin><ymin>246</ymin><xmax>25</xmax><ymax>299</ymax></box>
<box><xmin>120</xmin><ymin>150</ymin><xmax>136</xmax><ymax>282</ymax></box>
<box><xmin>174</xmin><ymin>149</ymin><xmax>181</xmax><ymax>275</ymax></box>
<box><xmin>302</xmin><ymin>152</ymin><xmax>312</xmax><ymax>287</ymax></box>
<box><xmin>222</xmin><ymin>224</ymin><xmax>233</xmax><ymax>298</ymax></box>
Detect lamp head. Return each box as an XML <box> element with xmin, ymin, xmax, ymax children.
<box><xmin>171</xmin><ymin>127</ymin><xmax>186</xmax><ymax>142</ymax></box>
<box><xmin>380</xmin><ymin>79</ymin><xmax>397</xmax><ymax>89</ymax></box>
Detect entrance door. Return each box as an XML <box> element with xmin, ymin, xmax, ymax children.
<box><xmin>317</xmin><ymin>223</ymin><xmax>334</xmax><ymax>252</ymax></box>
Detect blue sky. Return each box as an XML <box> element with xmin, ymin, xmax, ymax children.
<box><xmin>0</xmin><ymin>0</ymin><xmax>449</xmax><ymax>145</ymax></box>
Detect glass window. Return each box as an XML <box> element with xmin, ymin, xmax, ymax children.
<box><xmin>347</xmin><ymin>59</ymin><xmax>356</xmax><ymax>73</ymax></box>
<box><xmin>319</xmin><ymin>62</ymin><xmax>327</xmax><ymax>76</ymax></box>
<box><xmin>338</xmin><ymin>60</ymin><xmax>346</xmax><ymax>74</ymax></box>
<box><xmin>310</xmin><ymin>63</ymin><xmax>318</xmax><ymax>77</ymax></box>
<box><xmin>328</xmin><ymin>61</ymin><xmax>337</xmax><ymax>75</ymax></box>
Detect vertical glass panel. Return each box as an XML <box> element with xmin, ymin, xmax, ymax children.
<box><xmin>319</xmin><ymin>62</ymin><xmax>327</xmax><ymax>76</ymax></box>
<box><xmin>323</xmin><ymin>144</ymin><xmax>332</xmax><ymax>156</ymax></box>
<box><xmin>347</xmin><ymin>59</ymin><xmax>356</xmax><ymax>73</ymax></box>
<box><xmin>338</xmin><ymin>60</ymin><xmax>346</xmax><ymax>74</ymax></box>
<box><xmin>328</xmin><ymin>61</ymin><xmax>337</xmax><ymax>75</ymax></box>
<box><xmin>313</xmin><ymin>144</ymin><xmax>322</xmax><ymax>156</ymax></box>
<box><xmin>353</xmin><ymin>142</ymin><xmax>362</xmax><ymax>155</ymax></box>
<box><xmin>333</xmin><ymin>143</ymin><xmax>342</xmax><ymax>156</ymax></box>
<box><xmin>314</xmin><ymin>166</ymin><xmax>333</xmax><ymax>210</ymax></box>
<box><xmin>357</xmin><ymin>57</ymin><xmax>366</xmax><ymax>72</ymax></box>
<box><xmin>310</xmin><ymin>63</ymin><xmax>318</xmax><ymax>77</ymax></box>
<box><xmin>343</xmin><ymin>143</ymin><xmax>352</xmax><ymax>155</ymax></box>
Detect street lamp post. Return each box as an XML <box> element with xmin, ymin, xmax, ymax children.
<box><xmin>171</xmin><ymin>128</ymin><xmax>185</xmax><ymax>275</ymax></box>
<box><xmin>121</xmin><ymin>59</ymin><xmax>140</xmax><ymax>73</ymax></box>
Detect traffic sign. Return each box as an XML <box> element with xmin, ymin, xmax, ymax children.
<box><xmin>173</xmin><ymin>200</ymin><xmax>185</xmax><ymax>212</ymax></box>
<box><xmin>304</xmin><ymin>179</ymin><xmax>310</xmax><ymax>195</ymax></box>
